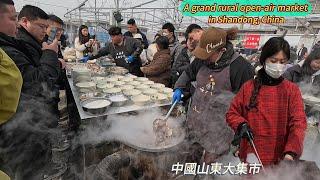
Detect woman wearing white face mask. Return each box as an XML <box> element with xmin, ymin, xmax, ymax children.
<box><xmin>226</xmin><ymin>37</ymin><xmax>307</xmax><ymax>166</ymax></box>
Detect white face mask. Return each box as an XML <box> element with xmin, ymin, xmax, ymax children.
<box><xmin>265</xmin><ymin>62</ymin><xmax>286</xmax><ymax>79</ymax></box>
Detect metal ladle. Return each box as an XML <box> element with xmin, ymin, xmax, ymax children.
<box><xmin>164</xmin><ymin>99</ymin><xmax>179</xmax><ymax>120</ymax></box>
<box><xmin>153</xmin><ymin>100</ymin><xmax>179</xmax><ymax>144</ymax></box>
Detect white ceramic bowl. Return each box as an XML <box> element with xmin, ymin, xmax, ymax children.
<box><xmin>111</xmin><ymin>75</ymin><xmax>124</xmax><ymax>80</ymax></box>
<box><xmin>143</xmin><ymin>88</ymin><xmax>158</xmax><ymax>96</ymax></box>
<box><xmin>131</xmin><ymin>94</ymin><xmax>151</xmax><ymax>106</ymax></box>
<box><xmin>103</xmin><ymin>87</ymin><xmax>122</xmax><ymax>95</ymax></box>
<box><xmin>161</xmin><ymin>87</ymin><xmax>173</xmax><ymax>94</ymax></box>
<box><xmin>123</xmin><ymin>89</ymin><xmax>142</xmax><ymax>97</ymax></box>
<box><xmin>109</xmin><ymin>67</ymin><xmax>129</xmax><ymax>75</ymax></box>
<box><xmin>119</xmin><ymin>85</ymin><xmax>135</xmax><ymax>91</ymax></box>
<box><xmin>150</xmin><ymin>83</ymin><xmax>165</xmax><ymax>89</ymax></box>
<box><xmin>136</xmin><ymin>77</ymin><xmax>149</xmax><ymax>82</ymax></box>
<box><xmin>82</xmin><ymin>99</ymin><xmax>111</xmax><ymax>109</ymax></box>
<box><xmin>96</xmin><ymin>83</ymin><xmax>114</xmax><ymax>90</ymax></box>
<box><xmin>142</xmin><ymin>80</ymin><xmax>155</xmax><ymax>85</ymax></box>
<box><xmin>113</xmin><ymin>81</ymin><xmax>126</xmax><ymax>86</ymax></box>
<box><xmin>128</xmin><ymin>81</ymin><xmax>141</xmax><ymax>86</ymax></box>
<box><xmin>151</xmin><ymin>93</ymin><xmax>168</xmax><ymax>104</ymax></box>
<box><xmin>126</xmin><ymin>74</ymin><xmax>138</xmax><ymax>79</ymax></box>
<box><xmin>108</xmin><ymin>94</ymin><xmax>128</xmax><ymax>107</ymax></box>
<box><xmin>105</xmin><ymin>77</ymin><xmax>118</xmax><ymax>82</ymax></box>
<box><xmin>75</xmin><ymin>82</ymin><xmax>96</xmax><ymax>89</ymax></box>
<box><xmin>92</xmin><ymin>76</ymin><xmax>105</xmax><ymax>82</ymax></box>
<box><xmin>135</xmin><ymin>84</ymin><xmax>150</xmax><ymax>91</ymax></box>
<box><xmin>96</xmin><ymin>80</ymin><xmax>109</xmax><ymax>85</ymax></box>
<box><xmin>121</xmin><ymin>77</ymin><xmax>134</xmax><ymax>82</ymax></box>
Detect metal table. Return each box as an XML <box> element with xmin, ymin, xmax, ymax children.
<box><xmin>67</xmin><ymin>78</ymin><xmax>170</xmax><ymax>120</ymax></box>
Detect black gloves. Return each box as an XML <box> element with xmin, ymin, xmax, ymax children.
<box><xmin>232</xmin><ymin>122</ymin><xmax>254</xmax><ymax>146</ymax></box>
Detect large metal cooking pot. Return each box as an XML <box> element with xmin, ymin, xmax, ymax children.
<box><xmin>120</xmin><ymin>128</ymin><xmax>186</xmax><ymax>153</ymax></box>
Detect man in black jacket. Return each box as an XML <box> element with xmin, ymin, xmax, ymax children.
<box><xmin>43</xmin><ymin>14</ymin><xmax>66</xmax><ymax>101</ymax></box>
<box><xmin>14</xmin><ymin>5</ymin><xmax>60</xmax><ymax>111</ymax></box>
<box><xmin>0</xmin><ymin>4</ymin><xmax>60</xmax><ymax>179</ymax></box>
<box><xmin>44</xmin><ymin>15</ymin><xmax>65</xmax><ymax>59</ymax></box>
<box><xmin>124</xmin><ymin>18</ymin><xmax>149</xmax><ymax>49</ymax></box>
<box><xmin>171</xmin><ymin>24</ymin><xmax>203</xmax><ymax>86</ymax></box>
<box><xmin>90</xmin><ymin>26</ymin><xmax>144</xmax><ymax>76</ymax></box>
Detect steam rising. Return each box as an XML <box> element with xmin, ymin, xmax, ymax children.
<box><xmin>298</xmin><ymin>81</ymin><xmax>319</xmax><ymax>96</ymax></box>
<box><xmin>0</xmin><ymin>94</ymin><xmax>62</xmax><ymax>179</ymax></box>
<box><xmin>78</xmin><ymin>108</ymin><xmax>185</xmax><ymax>150</ymax></box>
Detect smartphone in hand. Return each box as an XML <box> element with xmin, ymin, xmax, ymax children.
<box><xmin>47</xmin><ymin>27</ymin><xmax>57</xmax><ymax>44</ymax></box>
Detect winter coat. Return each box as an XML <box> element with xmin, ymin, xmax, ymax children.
<box><xmin>141</xmin><ymin>49</ymin><xmax>171</xmax><ymax>87</ymax></box>
<box><xmin>0</xmin><ymin>29</ymin><xmax>60</xmax><ymax>110</ymax></box>
<box><xmin>0</xmin><ymin>31</ymin><xmax>60</xmax><ymax>179</ymax></box>
<box><xmin>124</xmin><ymin>29</ymin><xmax>149</xmax><ymax>49</ymax></box>
<box><xmin>171</xmin><ymin>47</ymin><xmax>194</xmax><ymax>85</ymax></box>
<box><xmin>226</xmin><ymin>70</ymin><xmax>307</xmax><ymax>165</ymax></box>
<box><xmin>289</xmin><ymin>49</ymin><xmax>298</xmax><ymax>64</ymax></box>
<box><xmin>0</xmin><ymin>171</ymin><xmax>10</xmax><ymax>180</ymax></box>
<box><xmin>90</xmin><ymin>36</ymin><xmax>143</xmax><ymax>76</ymax></box>
<box><xmin>169</xmin><ymin>40</ymin><xmax>183</xmax><ymax>64</ymax></box>
<box><xmin>0</xmin><ymin>48</ymin><xmax>22</xmax><ymax>124</ymax></box>
<box><xmin>43</xmin><ymin>34</ymin><xmax>68</xmax><ymax>91</ymax></box>
<box><xmin>174</xmin><ymin>42</ymin><xmax>255</xmax><ymax>93</ymax></box>
<box><xmin>74</xmin><ymin>37</ymin><xmax>99</xmax><ymax>58</ymax></box>
<box><xmin>283</xmin><ymin>64</ymin><xmax>320</xmax><ymax>96</ymax></box>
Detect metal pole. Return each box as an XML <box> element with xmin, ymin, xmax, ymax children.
<box><xmin>111</xmin><ymin>11</ymin><xmax>116</xmax><ymax>26</ymax></box>
<box><xmin>152</xmin><ymin>9</ymin><xmax>155</xmax><ymax>32</ymax></box>
<box><xmin>95</xmin><ymin>0</ymin><xmax>97</xmax><ymax>29</ymax></box>
<box><xmin>116</xmin><ymin>0</ymin><xmax>119</xmax><ymax>27</ymax></box>
<box><xmin>144</xmin><ymin>12</ymin><xmax>147</xmax><ymax>26</ymax></box>
<box><xmin>64</xmin><ymin>0</ymin><xmax>88</xmax><ymax>17</ymax></box>
<box><xmin>79</xmin><ymin>8</ymin><xmax>82</xmax><ymax>25</ymax></box>
<box><xmin>70</xmin><ymin>20</ymin><xmax>73</xmax><ymax>46</ymax></box>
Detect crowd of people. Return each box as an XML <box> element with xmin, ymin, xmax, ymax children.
<box><xmin>0</xmin><ymin>0</ymin><xmax>320</xmax><ymax>179</ymax></box>
<box><xmin>0</xmin><ymin>1</ymin><xmax>65</xmax><ymax>179</ymax></box>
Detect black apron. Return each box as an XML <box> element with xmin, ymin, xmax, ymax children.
<box><xmin>110</xmin><ymin>44</ymin><xmax>130</xmax><ymax>70</ymax></box>
<box><xmin>110</xmin><ymin>43</ymin><xmax>143</xmax><ymax>77</ymax></box>
<box><xmin>187</xmin><ymin>53</ymin><xmax>239</xmax><ymax>155</ymax></box>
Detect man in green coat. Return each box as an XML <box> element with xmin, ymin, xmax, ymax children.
<box><xmin>0</xmin><ymin>48</ymin><xmax>22</xmax><ymax>124</ymax></box>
